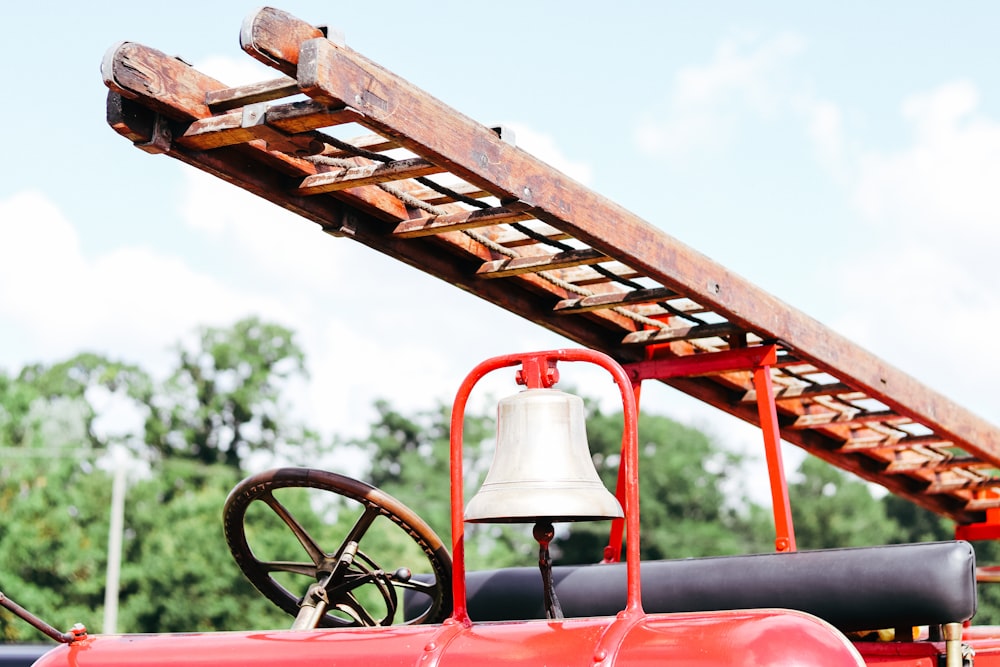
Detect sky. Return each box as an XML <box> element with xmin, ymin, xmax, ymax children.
<box><xmin>2</xmin><ymin>2</ymin><xmax>999</xmax><ymax>483</ymax></box>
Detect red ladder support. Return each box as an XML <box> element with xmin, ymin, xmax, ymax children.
<box><xmin>614</xmin><ymin>345</ymin><xmax>797</xmax><ymax>555</ymax></box>
<box><xmin>956</xmin><ymin>505</ymin><xmax>1000</xmax><ymax>541</ymax></box>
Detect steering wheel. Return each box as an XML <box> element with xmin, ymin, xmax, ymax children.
<box><xmin>223</xmin><ymin>467</ymin><xmax>451</xmax><ymax>628</ymax></box>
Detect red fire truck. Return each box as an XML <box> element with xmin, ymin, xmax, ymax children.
<box><xmin>6</xmin><ymin>6</ymin><xmax>1000</xmax><ymax>665</ymax></box>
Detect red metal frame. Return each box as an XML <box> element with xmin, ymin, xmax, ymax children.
<box><xmin>957</xmin><ymin>506</ymin><xmax>1000</xmax><ymax>541</ymax></box>
<box><xmin>447</xmin><ymin>349</ymin><xmax>645</xmax><ymax>625</ymax></box>
<box><xmin>622</xmin><ymin>346</ymin><xmax>797</xmax><ymax>552</ymax></box>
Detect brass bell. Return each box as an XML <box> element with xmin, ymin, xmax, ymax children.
<box><xmin>464</xmin><ymin>388</ymin><xmax>623</xmax><ymax>523</ymax></box>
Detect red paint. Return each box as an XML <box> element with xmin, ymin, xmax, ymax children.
<box><xmin>33</xmin><ymin>609</ymin><xmax>867</xmax><ymax>667</ymax></box>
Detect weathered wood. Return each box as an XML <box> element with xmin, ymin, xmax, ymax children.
<box><xmin>838</xmin><ymin>434</ymin><xmax>954</xmax><ymax>453</ymax></box>
<box><xmin>102</xmin><ymin>42</ymin><xmax>224</xmax><ymax>121</ymax></box>
<box><xmin>477</xmin><ymin>248</ymin><xmax>608</xmax><ymax>279</ymax></box>
<box><xmin>492</xmin><ymin>224</ymin><xmax>570</xmax><ymax>248</ymax></box>
<box><xmin>966</xmin><ymin>497</ymin><xmax>1000</xmax><ymax>512</ymax></box>
<box><xmin>741</xmin><ymin>381</ymin><xmax>854</xmax><ymax>403</ymax></box>
<box><xmin>205</xmin><ymin>76</ymin><xmax>300</xmax><ymax>111</ymax></box>
<box><xmin>178</xmin><ymin>110</ymin><xmax>318</xmax><ymax>154</ymax></box>
<box><xmin>298</xmin><ymin>157</ymin><xmax>443</xmax><ymax>195</ymax></box>
<box><xmin>408</xmin><ymin>181</ymin><xmax>492</xmax><ymax>206</ymax></box>
<box><xmin>662</xmin><ymin>373</ymin><xmax>980</xmax><ymax>522</ymax></box>
<box><xmin>393</xmin><ymin>202</ymin><xmax>535</xmax><ymax>238</ymax></box>
<box><xmin>887</xmin><ymin>456</ymin><xmax>988</xmax><ymax>474</ymax></box>
<box><xmin>289</xmin><ymin>31</ymin><xmax>1000</xmax><ymax>471</ymax></box>
<box><xmin>240</xmin><ymin>7</ymin><xmax>325</xmax><ymax>77</ymax></box>
<box><xmin>179</xmin><ymin>101</ymin><xmax>359</xmax><ymax>151</ymax></box>
<box><xmin>264</xmin><ymin>100</ymin><xmax>363</xmax><ymax>133</ymax></box>
<box><xmin>555</xmin><ymin>287</ymin><xmax>680</xmax><ymax>315</ymax></box>
<box><xmin>926</xmin><ymin>477</ymin><xmax>1000</xmax><ymax>495</ymax></box>
<box><xmin>566</xmin><ymin>265</ymin><xmax>642</xmax><ymax>287</ymax></box>
<box><xmin>790</xmin><ymin>409</ymin><xmax>910</xmax><ymax>429</ymax></box>
<box><xmin>102</xmin><ymin>8</ymin><xmax>1000</xmax><ymax>523</ymax></box>
<box><xmin>623</xmin><ymin>322</ymin><xmax>742</xmax><ymax>346</ymax></box>
<box><xmin>320</xmin><ymin>134</ymin><xmax>398</xmax><ymax>158</ymax></box>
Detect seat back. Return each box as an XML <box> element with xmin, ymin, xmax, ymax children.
<box><xmin>418</xmin><ymin>541</ymin><xmax>977</xmax><ymax>632</ymax></box>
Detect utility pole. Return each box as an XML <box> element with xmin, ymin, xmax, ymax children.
<box><xmin>102</xmin><ymin>454</ymin><xmax>127</xmax><ymax>634</ymax></box>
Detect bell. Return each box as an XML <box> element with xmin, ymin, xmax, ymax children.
<box><xmin>465</xmin><ymin>388</ymin><xmax>624</xmax><ymax>523</ymax></box>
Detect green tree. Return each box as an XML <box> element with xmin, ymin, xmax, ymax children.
<box><xmin>558</xmin><ymin>406</ymin><xmax>772</xmax><ymax>564</ymax></box>
<box><xmin>0</xmin><ymin>320</ymin><xmax>323</xmax><ymax>639</ymax></box>
<box><xmin>0</xmin><ymin>357</ymin><xmax>142</xmax><ymax>641</ymax></box>
<box><xmin>787</xmin><ymin>456</ymin><xmax>897</xmax><ymax>549</ymax></box>
<box><xmin>348</xmin><ymin>399</ymin><xmax>535</xmax><ymax>570</ymax></box>
<box><xmin>0</xmin><ymin>369</ymin><xmax>42</xmax><ymax>448</ymax></box>
<box><xmin>360</xmin><ymin>400</ymin><xmax>456</xmax><ymax>534</ymax></box>
<box><xmin>0</xmin><ymin>458</ymin><xmax>111</xmax><ymax>641</ymax></box>
<box><xmin>3</xmin><ymin>353</ymin><xmax>151</xmax><ymax>455</ymax></box>
<box><xmin>144</xmin><ymin>317</ymin><xmax>317</xmax><ymax>470</ymax></box>
<box><xmin>116</xmin><ymin>460</ymin><xmax>291</xmax><ymax>632</ymax></box>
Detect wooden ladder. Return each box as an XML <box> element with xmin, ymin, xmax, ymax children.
<box><xmin>102</xmin><ymin>7</ymin><xmax>1000</xmax><ymax>528</ymax></box>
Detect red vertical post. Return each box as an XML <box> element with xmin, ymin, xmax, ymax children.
<box><xmin>603</xmin><ymin>380</ymin><xmax>641</xmax><ymax>564</ymax></box>
<box><xmin>753</xmin><ymin>364</ymin><xmax>797</xmax><ymax>552</ymax></box>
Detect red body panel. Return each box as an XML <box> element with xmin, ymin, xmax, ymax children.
<box><xmin>32</xmin><ymin>609</ymin><xmax>865</xmax><ymax>667</ymax></box>
<box><xmin>855</xmin><ymin>631</ymin><xmax>1000</xmax><ymax>666</ymax></box>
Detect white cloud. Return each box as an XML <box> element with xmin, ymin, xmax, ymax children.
<box><xmin>834</xmin><ymin>245</ymin><xmax>1000</xmax><ymax>420</ymax></box>
<box><xmin>179</xmin><ymin>169</ymin><xmax>347</xmax><ymax>292</ymax></box>
<box><xmin>503</xmin><ymin>122</ymin><xmax>594</xmax><ymax>185</ymax></box>
<box><xmin>0</xmin><ymin>191</ymin><xmax>87</xmax><ymax>329</ymax></box>
<box><xmin>628</xmin><ymin>32</ymin><xmax>1000</xmax><ymax>430</ymax></box>
<box><xmin>797</xmin><ymin>96</ymin><xmax>847</xmax><ymax>176</ymax></box>
<box><xmin>634</xmin><ymin>32</ymin><xmax>806</xmax><ymax>156</ymax></box>
<box><xmin>854</xmin><ymin>81</ymin><xmax>1000</xmax><ymax>252</ymax></box>
<box><xmin>837</xmin><ymin>82</ymin><xmax>1000</xmax><ymax>422</ymax></box>
<box><xmin>0</xmin><ymin>190</ymin><xmax>289</xmax><ymax>375</ymax></box>
<box><xmin>195</xmin><ymin>54</ymin><xmax>276</xmax><ymax>88</ymax></box>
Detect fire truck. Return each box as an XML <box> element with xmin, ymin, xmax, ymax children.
<box><xmin>6</xmin><ymin>6</ymin><xmax>1000</xmax><ymax>665</ymax></box>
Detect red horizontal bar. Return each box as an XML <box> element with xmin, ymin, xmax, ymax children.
<box><xmin>955</xmin><ymin>522</ymin><xmax>1000</xmax><ymax>541</ymax></box>
<box><xmin>624</xmin><ymin>345</ymin><xmax>779</xmax><ymax>383</ymax></box>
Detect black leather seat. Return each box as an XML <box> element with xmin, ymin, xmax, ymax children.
<box><xmin>414</xmin><ymin>541</ymin><xmax>977</xmax><ymax>632</ymax></box>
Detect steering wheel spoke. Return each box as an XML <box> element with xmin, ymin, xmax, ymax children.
<box><xmin>258</xmin><ymin>490</ymin><xmax>327</xmax><ymax>566</ymax></box>
<box><xmin>261</xmin><ymin>560</ymin><xmax>321</xmax><ymax>578</ymax></box>
<box><xmin>224</xmin><ymin>468</ymin><xmax>451</xmax><ymax>629</ymax></box>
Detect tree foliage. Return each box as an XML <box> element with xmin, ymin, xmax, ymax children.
<box><xmin>556</xmin><ymin>406</ymin><xmax>772</xmax><ymax>563</ymax></box>
<box><xmin>346</xmin><ymin>399</ymin><xmax>534</xmax><ymax>569</ymax></box>
<box><xmin>787</xmin><ymin>456</ymin><xmax>899</xmax><ymax>549</ymax></box>
<box><xmin>144</xmin><ymin>317</ymin><xmax>315</xmax><ymax>470</ymax></box>
<box><xmin>4</xmin><ymin>317</ymin><xmax>1000</xmax><ymax>641</ymax></box>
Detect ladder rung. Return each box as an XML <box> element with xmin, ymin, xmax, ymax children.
<box><xmin>559</xmin><ymin>264</ymin><xmax>640</xmax><ymax>287</ymax></box>
<box><xmin>886</xmin><ymin>455</ymin><xmax>988</xmax><ymax>474</ymax></box>
<box><xmin>925</xmin><ymin>476</ymin><xmax>1000</xmax><ymax>495</ymax></box>
<box><xmin>476</xmin><ymin>248</ymin><xmax>607</xmax><ymax>279</ymax></box>
<box><xmin>319</xmin><ymin>133</ymin><xmax>400</xmax><ymax>158</ymax></box>
<box><xmin>622</xmin><ymin>322</ymin><xmax>741</xmax><ymax>346</ymax></box>
<box><xmin>791</xmin><ymin>409</ymin><xmax>912</xmax><ymax>430</ymax></box>
<box><xmin>409</xmin><ymin>181</ymin><xmax>492</xmax><ymax>205</ymax></box>
<box><xmin>838</xmin><ymin>434</ymin><xmax>953</xmax><ymax>453</ymax></box>
<box><xmin>393</xmin><ymin>202</ymin><xmax>534</xmax><ymax>238</ymax></box>
<box><xmin>965</xmin><ymin>496</ymin><xmax>1000</xmax><ymax>512</ymax></box>
<box><xmin>265</xmin><ymin>101</ymin><xmax>363</xmax><ymax>134</ymax></box>
<box><xmin>790</xmin><ymin>409</ymin><xmax>860</xmax><ymax>428</ymax></box>
<box><xmin>298</xmin><ymin>158</ymin><xmax>443</xmax><ymax>195</ymax></box>
<box><xmin>179</xmin><ymin>101</ymin><xmax>356</xmax><ymax>151</ymax></box>
<box><xmin>554</xmin><ymin>287</ymin><xmax>679</xmax><ymax>315</ymax></box>
<box><xmin>205</xmin><ymin>76</ymin><xmax>300</xmax><ymax>111</ymax></box>
<box><xmin>742</xmin><ymin>381</ymin><xmax>854</xmax><ymax>403</ymax></box>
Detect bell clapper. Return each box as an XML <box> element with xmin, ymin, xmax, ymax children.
<box><xmin>533</xmin><ymin>521</ymin><xmax>564</xmax><ymax>620</ymax></box>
